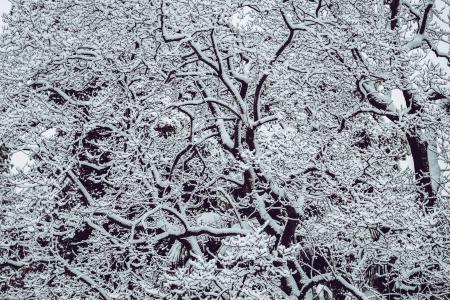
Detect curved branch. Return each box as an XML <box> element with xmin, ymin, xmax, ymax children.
<box><xmin>299</xmin><ymin>273</ymin><xmax>369</xmax><ymax>300</ymax></box>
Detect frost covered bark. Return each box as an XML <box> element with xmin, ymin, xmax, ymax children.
<box><xmin>1</xmin><ymin>0</ymin><xmax>450</xmax><ymax>299</ymax></box>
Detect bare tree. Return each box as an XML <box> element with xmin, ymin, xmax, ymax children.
<box><xmin>1</xmin><ymin>0</ymin><xmax>449</xmax><ymax>299</ymax></box>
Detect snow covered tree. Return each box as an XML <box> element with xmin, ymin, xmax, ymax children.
<box><xmin>1</xmin><ymin>0</ymin><xmax>449</xmax><ymax>299</ymax></box>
